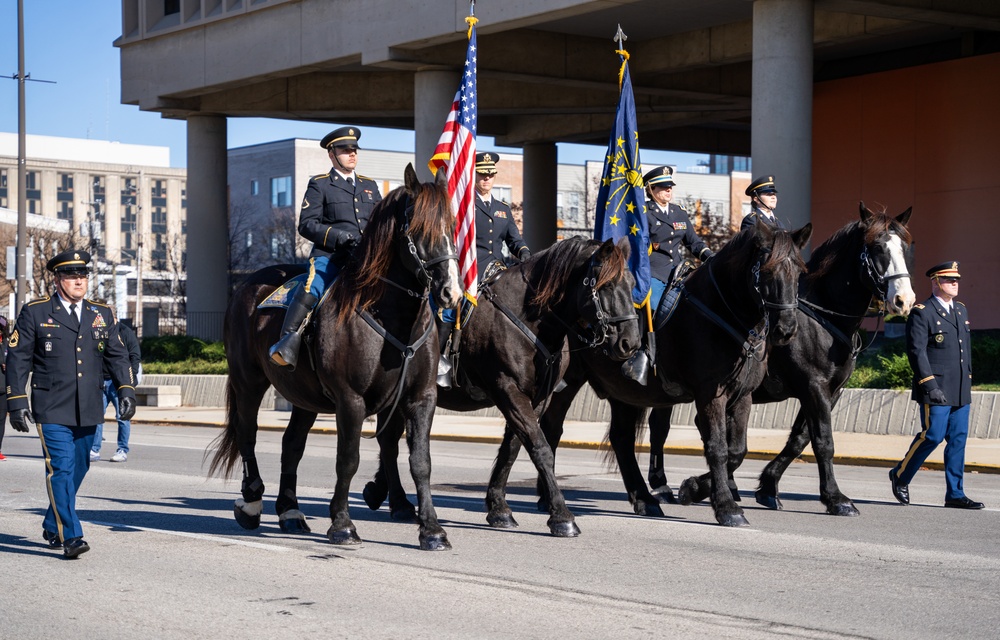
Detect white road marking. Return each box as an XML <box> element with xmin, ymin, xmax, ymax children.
<box><xmin>87</xmin><ymin>520</ymin><xmax>293</xmax><ymax>552</ymax></box>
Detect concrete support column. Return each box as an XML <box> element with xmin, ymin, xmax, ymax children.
<box><xmin>751</xmin><ymin>0</ymin><xmax>814</xmax><ymax>232</ymax></box>
<box><xmin>522</xmin><ymin>142</ymin><xmax>558</xmax><ymax>252</ymax></box>
<box><xmin>414</xmin><ymin>70</ymin><xmax>460</xmax><ymax>182</ymax></box>
<box><xmin>185</xmin><ymin>114</ymin><xmax>228</xmax><ymax>341</ymax></box>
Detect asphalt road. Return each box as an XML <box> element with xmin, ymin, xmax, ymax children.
<box><xmin>2</xmin><ymin>423</ymin><xmax>999</xmax><ymax>639</ymax></box>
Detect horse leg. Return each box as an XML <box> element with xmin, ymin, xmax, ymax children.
<box><xmin>327</xmin><ymin>402</ymin><xmax>365</xmax><ymax>545</ymax></box>
<box><xmin>677</xmin><ymin>409</ymin><xmax>743</xmax><ymax>505</ymax></box>
<box><xmin>496</xmin><ymin>386</ymin><xmax>580</xmax><ymax>537</ymax></box>
<box><xmin>755</xmin><ymin>408</ymin><xmax>811</xmax><ymax>510</ymax></box>
<box><xmin>370</xmin><ymin>417</ymin><xmax>417</xmax><ymax>522</ymax></box>
<box><xmin>807</xmin><ymin>391</ymin><xmax>858</xmax><ymax>516</ymax></box>
<box><xmin>647</xmin><ymin>406</ymin><xmax>677</xmax><ymax>504</ymax></box>
<box><xmin>275</xmin><ymin>407</ymin><xmax>317</xmax><ymax>534</ymax></box>
<box><xmin>485</xmin><ymin>425</ymin><xmax>522</xmax><ymax>529</ymax></box>
<box><xmin>607</xmin><ymin>401</ymin><xmax>664</xmax><ymax>517</ymax></box>
<box><xmin>403</xmin><ymin>391</ymin><xmax>450</xmax><ymax>551</ymax></box>
<box><xmin>679</xmin><ymin>399</ymin><xmax>748</xmax><ymax>527</ymax></box>
<box><xmin>534</xmin><ymin>370</ymin><xmax>584</xmax><ymax>512</ymax></box>
<box><xmin>232</xmin><ymin>380</ymin><xmax>270</xmax><ymax>531</ymax></box>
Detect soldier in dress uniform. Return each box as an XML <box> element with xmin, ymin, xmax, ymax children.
<box><xmin>270</xmin><ymin>126</ymin><xmax>383</xmax><ymax>368</ymax></box>
<box><xmin>741</xmin><ymin>175</ymin><xmax>784</xmax><ymax>231</ymax></box>
<box><xmin>435</xmin><ymin>152</ymin><xmax>531</xmax><ymax>387</ymax></box>
<box><xmin>643</xmin><ymin>165</ymin><xmax>713</xmax><ymax>311</ymax></box>
<box><xmin>473</xmin><ymin>152</ymin><xmax>530</xmax><ymax>274</ymax></box>
<box><xmin>6</xmin><ymin>250</ymin><xmax>137</xmax><ymax>558</ymax></box>
<box><xmin>889</xmin><ymin>261</ymin><xmax>983</xmax><ymax>509</ymax></box>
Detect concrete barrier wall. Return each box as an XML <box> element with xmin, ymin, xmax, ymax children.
<box><xmin>140</xmin><ymin>374</ymin><xmax>1000</xmax><ymax>439</ymax></box>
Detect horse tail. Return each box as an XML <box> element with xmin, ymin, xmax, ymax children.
<box><xmin>206</xmin><ymin>363</ymin><xmax>243</xmax><ymax>480</ymax></box>
<box><xmin>600</xmin><ymin>406</ymin><xmax>649</xmax><ymax>473</ymax></box>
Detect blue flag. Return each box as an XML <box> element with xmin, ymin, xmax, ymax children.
<box><xmin>593</xmin><ymin>58</ymin><xmax>651</xmax><ymax>306</ymax></box>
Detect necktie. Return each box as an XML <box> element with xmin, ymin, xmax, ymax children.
<box><xmin>347</xmin><ymin>177</ymin><xmax>354</xmax><ymax>188</ymax></box>
<box><xmin>69</xmin><ymin>303</ymin><xmax>77</xmax><ymax>320</ymax></box>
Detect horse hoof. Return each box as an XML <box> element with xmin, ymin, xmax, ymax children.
<box><xmin>653</xmin><ymin>486</ymin><xmax>678</xmax><ymax>505</ymax></box>
<box><xmin>278</xmin><ymin>511</ymin><xmax>311</xmax><ymax>534</ymax></box>
<box><xmin>548</xmin><ymin>520</ymin><xmax>581</xmax><ymax>538</ymax></box>
<box><xmin>327</xmin><ymin>526</ymin><xmax>362</xmax><ymax>545</ymax></box>
<box><xmin>363</xmin><ymin>482</ymin><xmax>387</xmax><ymax>511</ymax></box>
<box><xmin>419</xmin><ymin>532</ymin><xmax>452</xmax><ymax>551</ymax></box>
<box><xmin>390</xmin><ymin>505</ymin><xmax>418</xmax><ymax>523</ymax></box>
<box><xmin>754</xmin><ymin>490</ymin><xmax>783</xmax><ymax>511</ymax></box>
<box><xmin>677</xmin><ymin>478</ymin><xmax>700</xmax><ymax>506</ymax></box>
<box><xmin>633</xmin><ymin>501</ymin><xmax>665</xmax><ymax>518</ymax></box>
<box><xmin>827</xmin><ymin>501</ymin><xmax>861</xmax><ymax>517</ymax></box>
<box><xmin>233</xmin><ymin>500</ymin><xmax>262</xmax><ymax>530</ymax></box>
<box><xmin>486</xmin><ymin>512</ymin><xmax>519</xmax><ymax>529</ymax></box>
<box><xmin>717</xmin><ymin>512</ymin><xmax>750</xmax><ymax>527</ymax></box>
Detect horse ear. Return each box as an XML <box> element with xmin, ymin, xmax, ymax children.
<box><xmin>616</xmin><ymin>237</ymin><xmax>631</xmax><ymax>260</ymax></box>
<box><xmin>896</xmin><ymin>206</ymin><xmax>913</xmax><ymax>226</ymax></box>
<box><xmin>859</xmin><ymin>201</ymin><xmax>874</xmax><ymax>223</ymax></box>
<box><xmin>404</xmin><ymin>163</ymin><xmax>420</xmax><ymax>195</ymax></box>
<box><xmin>792</xmin><ymin>222</ymin><xmax>813</xmax><ymax>250</ymax></box>
<box><xmin>434</xmin><ymin>165</ymin><xmax>448</xmax><ymax>189</ymax></box>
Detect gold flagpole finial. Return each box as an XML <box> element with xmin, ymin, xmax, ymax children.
<box><xmin>613</xmin><ymin>24</ymin><xmax>630</xmax><ymax>87</ymax></box>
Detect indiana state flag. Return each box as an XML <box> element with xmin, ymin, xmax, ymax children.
<box><xmin>593</xmin><ymin>56</ymin><xmax>650</xmax><ymax>306</ymax></box>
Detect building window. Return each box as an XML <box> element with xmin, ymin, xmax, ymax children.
<box><xmin>26</xmin><ymin>171</ymin><xmax>41</xmax><ymax>214</ymax></box>
<box><xmin>493</xmin><ymin>185</ymin><xmax>512</xmax><ymax>204</ymax></box>
<box><xmin>121</xmin><ymin>177</ymin><xmax>138</xmax><ymax>265</ymax></box>
<box><xmin>0</xmin><ymin>168</ymin><xmax>7</xmax><ymax>208</ymax></box>
<box><xmin>250</xmin><ymin>179</ymin><xmax>259</xmax><ymax>196</ymax></box>
<box><xmin>164</xmin><ymin>0</ymin><xmax>180</xmax><ymax>15</ymax></box>
<box><xmin>57</xmin><ymin>173</ymin><xmax>74</xmax><ymax>221</ymax></box>
<box><xmin>152</xmin><ymin>205</ymin><xmax>168</xmax><ymax>270</ymax></box>
<box><xmin>270</xmin><ymin>176</ymin><xmax>292</xmax><ymax>207</ymax></box>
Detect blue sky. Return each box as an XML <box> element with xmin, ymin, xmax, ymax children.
<box><xmin>1</xmin><ymin>1</ymin><xmax>708</xmax><ymax>170</ymax></box>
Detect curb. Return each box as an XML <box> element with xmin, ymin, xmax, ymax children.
<box><xmin>130</xmin><ymin>417</ymin><xmax>1000</xmax><ymax>475</ymax></box>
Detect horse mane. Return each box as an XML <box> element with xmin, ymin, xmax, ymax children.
<box><xmin>710</xmin><ymin>224</ymin><xmax>805</xmax><ymax>277</ymax></box>
<box><xmin>530</xmin><ymin>237</ymin><xmax>627</xmax><ymax>311</ymax></box>
<box><xmin>329</xmin><ymin>179</ymin><xmax>452</xmax><ymax>325</ymax></box>
<box><xmin>805</xmin><ymin>205</ymin><xmax>911</xmax><ymax>286</ymax></box>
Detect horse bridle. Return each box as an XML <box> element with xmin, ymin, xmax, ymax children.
<box><xmin>576</xmin><ymin>257</ymin><xmax>639</xmax><ymax>350</ymax></box>
<box><xmin>860</xmin><ymin>232</ymin><xmax>909</xmax><ymax>301</ymax></box>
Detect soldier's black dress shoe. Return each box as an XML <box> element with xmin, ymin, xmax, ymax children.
<box><xmin>944</xmin><ymin>496</ymin><xmax>985</xmax><ymax>510</ymax></box>
<box><xmin>42</xmin><ymin>530</ymin><xmax>62</xmax><ymax>549</ymax></box>
<box><xmin>62</xmin><ymin>537</ymin><xmax>90</xmax><ymax>558</ymax></box>
<box><xmin>889</xmin><ymin>469</ymin><xmax>909</xmax><ymax>505</ymax></box>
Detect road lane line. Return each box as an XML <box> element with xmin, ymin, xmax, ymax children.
<box><xmin>87</xmin><ymin>520</ymin><xmax>293</xmax><ymax>551</ymax></box>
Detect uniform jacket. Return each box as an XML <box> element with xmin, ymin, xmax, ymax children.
<box><xmin>646</xmin><ymin>201</ymin><xmax>711</xmax><ymax>282</ymax></box>
<box><xmin>740</xmin><ymin>205</ymin><xmax>785</xmax><ymax>232</ymax></box>
<box><xmin>5</xmin><ymin>296</ymin><xmax>136</xmax><ymax>426</ymax></box>
<box><xmin>475</xmin><ymin>195</ymin><xmax>528</xmax><ymax>267</ymax></box>
<box><xmin>906</xmin><ymin>296</ymin><xmax>972</xmax><ymax>406</ymax></box>
<box><xmin>298</xmin><ymin>170</ymin><xmax>382</xmax><ymax>260</ymax></box>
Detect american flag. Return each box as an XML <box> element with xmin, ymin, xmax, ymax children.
<box><xmin>428</xmin><ymin>19</ymin><xmax>478</xmax><ymax>303</ymax></box>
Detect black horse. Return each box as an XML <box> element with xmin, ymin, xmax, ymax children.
<box><xmin>644</xmin><ymin>203</ymin><xmax>913</xmax><ymax>515</ymax></box>
<box><xmin>208</xmin><ymin>165</ymin><xmax>462</xmax><ymax>551</ymax></box>
<box><xmin>518</xmin><ymin>220</ymin><xmax>812</xmax><ymax>527</ymax></box>
<box><xmin>361</xmin><ymin>237</ymin><xmax>641</xmax><ymax>537</ymax></box>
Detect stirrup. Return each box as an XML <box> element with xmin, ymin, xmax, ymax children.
<box><xmin>621</xmin><ymin>350</ymin><xmax>650</xmax><ymax>385</ymax></box>
<box><xmin>436</xmin><ymin>355</ymin><xmax>453</xmax><ymax>388</ymax></box>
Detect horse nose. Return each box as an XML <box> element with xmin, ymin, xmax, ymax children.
<box><xmin>892</xmin><ymin>294</ymin><xmax>913</xmax><ymax>316</ymax></box>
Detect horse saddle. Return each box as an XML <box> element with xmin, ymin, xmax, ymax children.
<box><xmin>257</xmin><ymin>274</ymin><xmax>334</xmax><ymax>311</ymax></box>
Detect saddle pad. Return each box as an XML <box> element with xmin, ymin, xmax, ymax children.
<box><xmin>258</xmin><ymin>275</ymin><xmax>307</xmax><ymax>310</ymax></box>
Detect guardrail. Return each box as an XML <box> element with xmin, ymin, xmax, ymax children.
<box><xmin>140</xmin><ymin>374</ymin><xmax>1000</xmax><ymax>439</ymax></box>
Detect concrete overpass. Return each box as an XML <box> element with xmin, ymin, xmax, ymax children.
<box><xmin>116</xmin><ymin>0</ymin><xmax>1000</xmax><ymax>337</ymax></box>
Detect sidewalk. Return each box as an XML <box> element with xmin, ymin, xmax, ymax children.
<box><xmin>125</xmin><ymin>405</ymin><xmax>1000</xmax><ymax>474</ymax></box>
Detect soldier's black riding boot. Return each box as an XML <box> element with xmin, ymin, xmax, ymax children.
<box><xmin>269</xmin><ymin>289</ymin><xmax>319</xmax><ymax>369</ymax></box>
<box><xmin>436</xmin><ymin>317</ymin><xmax>456</xmax><ymax>388</ymax></box>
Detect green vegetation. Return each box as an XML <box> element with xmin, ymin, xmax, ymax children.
<box><xmin>141</xmin><ymin>336</ymin><xmax>228</xmax><ymax>375</ymax></box>
<box><xmin>846</xmin><ymin>329</ymin><xmax>1000</xmax><ymax>391</ymax></box>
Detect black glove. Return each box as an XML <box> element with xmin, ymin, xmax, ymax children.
<box><xmin>701</xmin><ymin>249</ymin><xmax>715</xmax><ymax>261</ymax></box>
<box><xmin>518</xmin><ymin>247</ymin><xmax>531</xmax><ymax>262</ymax></box>
<box><xmin>928</xmin><ymin>388</ymin><xmax>947</xmax><ymax>404</ymax></box>
<box><xmin>119</xmin><ymin>396</ymin><xmax>136</xmax><ymax>421</ymax></box>
<box><xmin>343</xmin><ymin>235</ymin><xmax>360</xmax><ymax>251</ymax></box>
<box><xmin>10</xmin><ymin>408</ymin><xmax>33</xmax><ymax>433</ymax></box>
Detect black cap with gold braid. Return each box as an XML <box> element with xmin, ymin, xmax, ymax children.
<box><xmin>320</xmin><ymin>126</ymin><xmax>361</xmax><ymax>150</ymax></box>
<box><xmin>745</xmin><ymin>175</ymin><xmax>777</xmax><ymax>197</ymax></box>
<box><xmin>475</xmin><ymin>152</ymin><xmax>499</xmax><ymax>174</ymax></box>
<box><xmin>926</xmin><ymin>261</ymin><xmax>961</xmax><ymax>279</ymax></box>
<box><xmin>46</xmin><ymin>249</ymin><xmax>91</xmax><ymax>275</ymax></box>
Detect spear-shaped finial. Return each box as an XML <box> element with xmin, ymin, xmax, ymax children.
<box><xmin>614</xmin><ymin>24</ymin><xmax>627</xmax><ymax>49</ymax></box>
<box><xmin>470</xmin><ymin>0</ymin><xmax>476</xmax><ymax>16</ymax></box>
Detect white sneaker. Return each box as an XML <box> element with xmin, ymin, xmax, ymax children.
<box><xmin>90</xmin><ymin>450</ymin><xmax>100</xmax><ymax>462</ymax></box>
<box><xmin>110</xmin><ymin>449</ymin><xmax>128</xmax><ymax>463</ymax></box>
